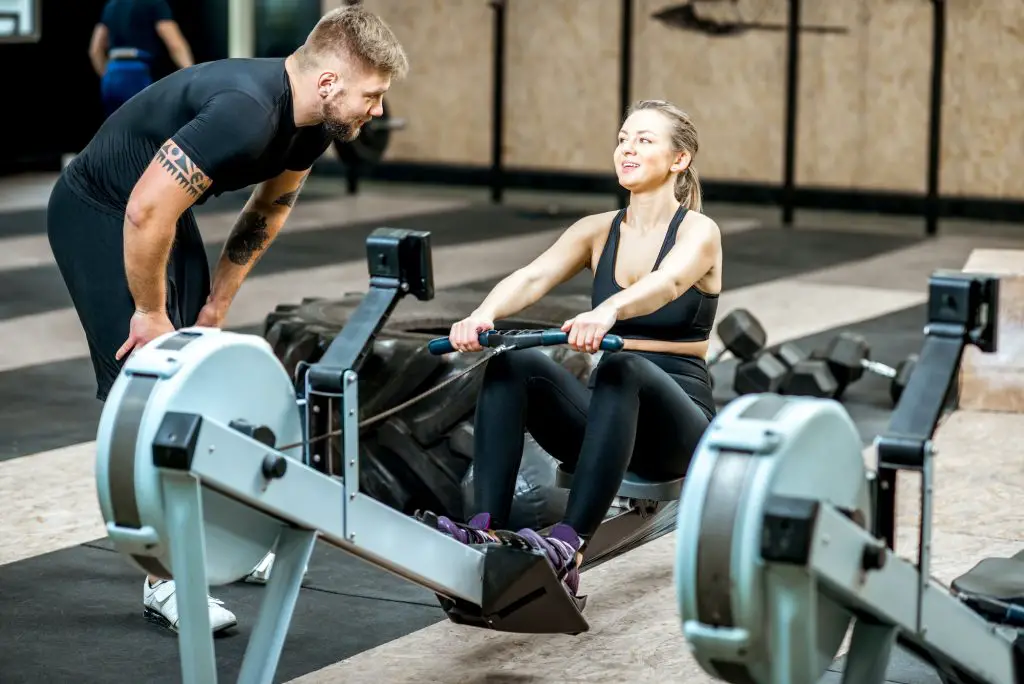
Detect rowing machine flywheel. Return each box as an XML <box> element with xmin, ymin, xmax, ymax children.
<box><xmin>95</xmin><ymin>328</ymin><xmax>304</xmax><ymax>585</ymax></box>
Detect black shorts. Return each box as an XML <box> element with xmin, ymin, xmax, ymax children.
<box><xmin>47</xmin><ymin>175</ymin><xmax>211</xmax><ymax>402</ymax></box>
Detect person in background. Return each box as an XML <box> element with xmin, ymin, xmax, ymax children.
<box><xmin>88</xmin><ymin>0</ymin><xmax>195</xmax><ymax>117</ymax></box>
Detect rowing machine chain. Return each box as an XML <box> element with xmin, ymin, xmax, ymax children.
<box><xmin>276</xmin><ymin>348</ymin><xmax>506</xmax><ymax>452</ymax></box>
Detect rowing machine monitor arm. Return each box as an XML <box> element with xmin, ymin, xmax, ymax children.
<box><xmin>300</xmin><ymin>228</ymin><xmax>434</xmax><ymax>474</ymax></box>
<box><xmin>873</xmin><ymin>270</ymin><xmax>999</xmax><ymax>576</ymax></box>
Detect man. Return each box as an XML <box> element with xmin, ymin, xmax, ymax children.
<box><xmin>88</xmin><ymin>0</ymin><xmax>195</xmax><ymax>116</ymax></box>
<box><xmin>47</xmin><ymin>5</ymin><xmax>408</xmax><ymax>633</ymax></box>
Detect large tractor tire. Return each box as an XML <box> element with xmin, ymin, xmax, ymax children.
<box><xmin>262</xmin><ymin>289</ymin><xmax>600</xmax><ymax>521</ymax></box>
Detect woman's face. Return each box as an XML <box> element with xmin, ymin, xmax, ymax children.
<box><xmin>613</xmin><ymin>109</ymin><xmax>688</xmax><ymax>191</ymax></box>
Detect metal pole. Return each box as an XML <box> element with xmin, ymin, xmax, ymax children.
<box><xmin>781</xmin><ymin>0</ymin><xmax>801</xmax><ymax>226</ymax></box>
<box><xmin>925</xmin><ymin>0</ymin><xmax>946</xmax><ymax>236</ymax></box>
<box><xmin>617</xmin><ymin>0</ymin><xmax>634</xmax><ymax>210</ymax></box>
<box><xmin>490</xmin><ymin>0</ymin><xmax>507</xmax><ymax>204</ymax></box>
<box><xmin>228</xmin><ymin>0</ymin><xmax>255</xmax><ymax>59</ymax></box>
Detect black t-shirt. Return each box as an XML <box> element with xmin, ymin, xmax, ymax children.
<box><xmin>66</xmin><ymin>57</ymin><xmax>332</xmax><ymax>213</ymax></box>
<box><xmin>100</xmin><ymin>0</ymin><xmax>173</xmax><ymax>60</ymax></box>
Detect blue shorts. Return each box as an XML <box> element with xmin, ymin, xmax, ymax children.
<box><xmin>101</xmin><ymin>59</ymin><xmax>153</xmax><ymax>116</ymax></box>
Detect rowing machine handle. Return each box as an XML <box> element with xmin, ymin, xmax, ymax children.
<box><xmin>427</xmin><ymin>328</ymin><xmax>625</xmax><ymax>355</ymax></box>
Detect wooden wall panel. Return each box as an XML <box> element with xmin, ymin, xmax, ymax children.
<box><xmin>325</xmin><ymin>0</ymin><xmax>493</xmax><ymax>165</ymax></box>
<box><xmin>316</xmin><ymin>0</ymin><xmax>1024</xmax><ymax>203</ymax></box>
<box><xmin>796</xmin><ymin>0</ymin><xmax>931</xmax><ymax>192</ymax></box>
<box><xmin>941</xmin><ymin>0</ymin><xmax>1024</xmax><ymax>198</ymax></box>
<box><xmin>503</xmin><ymin>0</ymin><xmax>621</xmax><ymax>173</ymax></box>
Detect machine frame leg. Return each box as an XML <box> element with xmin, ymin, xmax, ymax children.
<box><xmin>767</xmin><ymin>566</ymin><xmax>821</xmax><ymax>684</ymax></box>
<box><xmin>238</xmin><ymin>526</ymin><xmax>318</xmax><ymax>684</ymax></box>
<box><xmin>841</xmin><ymin>619</ymin><xmax>898</xmax><ymax>684</ymax></box>
<box><xmin>162</xmin><ymin>473</ymin><xmax>218</xmax><ymax>684</ymax></box>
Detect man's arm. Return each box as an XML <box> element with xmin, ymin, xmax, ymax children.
<box><xmin>205</xmin><ymin>169</ymin><xmax>311</xmax><ymax>310</ymax></box>
<box><xmin>124</xmin><ymin>88</ymin><xmax>275</xmax><ymax>318</ymax></box>
<box><xmin>88</xmin><ymin>23</ymin><xmax>109</xmax><ymax>77</ymax></box>
<box><xmin>124</xmin><ymin>140</ymin><xmax>212</xmax><ymax>314</ymax></box>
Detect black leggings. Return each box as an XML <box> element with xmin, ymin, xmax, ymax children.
<box><xmin>471</xmin><ymin>348</ymin><xmax>715</xmax><ymax>539</ymax></box>
<box><xmin>47</xmin><ymin>175</ymin><xmax>210</xmax><ymax>401</ymax></box>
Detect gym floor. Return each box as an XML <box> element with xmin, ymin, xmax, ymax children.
<box><xmin>1</xmin><ymin>169</ymin><xmax>1022</xmax><ymax>683</ymax></box>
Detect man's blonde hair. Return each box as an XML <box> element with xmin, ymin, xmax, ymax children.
<box><xmin>296</xmin><ymin>5</ymin><xmax>408</xmax><ymax>79</ymax></box>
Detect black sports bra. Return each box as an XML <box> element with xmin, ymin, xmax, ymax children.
<box><xmin>591</xmin><ymin>206</ymin><xmax>718</xmax><ymax>343</ymax></box>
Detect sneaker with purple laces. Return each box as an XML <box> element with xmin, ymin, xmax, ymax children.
<box><xmin>512</xmin><ymin>523</ymin><xmax>583</xmax><ymax>597</ymax></box>
<box><xmin>416</xmin><ymin>511</ymin><xmax>501</xmax><ymax>545</ymax></box>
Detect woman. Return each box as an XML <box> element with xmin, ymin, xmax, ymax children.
<box><xmin>431</xmin><ymin>99</ymin><xmax>722</xmax><ymax>599</ymax></box>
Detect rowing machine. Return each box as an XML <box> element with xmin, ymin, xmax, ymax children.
<box><xmin>426</xmin><ymin>329</ymin><xmax>688</xmax><ymax>584</ymax></box>
<box><xmin>675</xmin><ymin>271</ymin><xmax>1024</xmax><ymax>684</ymax></box>
<box><xmin>93</xmin><ymin>227</ymin><xmax>677</xmax><ymax>684</ymax></box>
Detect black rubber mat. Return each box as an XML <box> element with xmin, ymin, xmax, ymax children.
<box><xmin>0</xmin><ymin>355</ymin><xmax>104</xmax><ymax>459</ymax></box>
<box><xmin>0</xmin><ymin>204</ymin><xmax>583</xmax><ymax>320</ymax></box>
<box><xmin>0</xmin><ymin>323</ymin><xmax>261</xmax><ymax>461</ymax></box>
<box><xmin>0</xmin><ymin>540</ymin><xmax>442</xmax><ymax>684</ymax></box>
<box><xmin>826</xmin><ymin>645</ymin><xmax>944</xmax><ymax>684</ymax></box>
<box><xmin>0</xmin><ymin>303</ymin><xmax>960</xmax><ymax>684</ymax></box>
<box><xmin>4</xmin><ymin>206</ymin><xmax>923</xmax><ymax>455</ymax></box>
<box><xmin>4</xmin><ymin>210</ymin><xmax>926</xmax><ymax>323</ymax></box>
<box><xmin>718</xmin><ymin>227</ymin><xmax>923</xmax><ymax>291</ymax></box>
<box><xmin>0</xmin><ymin>184</ymin><xmax>340</xmax><ymax>239</ymax></box>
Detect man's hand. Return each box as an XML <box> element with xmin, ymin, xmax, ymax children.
<box><xmin>195</xmin><ymin>298</ymin><xmax>228</xmax><ymax>329</ymax></box>
<box><xmin>116</xmin><ymin>310</ymin><xmax>175</xmax><ymax>361</ymax></box>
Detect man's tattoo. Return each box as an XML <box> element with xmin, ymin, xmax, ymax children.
<box><xmin>225</xmin><ymin>211</ymin><xmax>270</xmax><ymax>265</ymax></box>
<box><xmin>273</xmin><ymin>190</ymin><xmax>301</xmax><ymax>207</ymax></box>
<box><xmin>156</xmin><ymin>140</ymin><xmax>212</xmax><ymax>199</ymax></box>
<box><xmin>272</xmin><ymin>172</ymin><xmax>309</xmax><ymax>207</ymax></box>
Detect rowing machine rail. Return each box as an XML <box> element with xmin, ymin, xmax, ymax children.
<box><xmin>95</xmin><ymin>227</ymin><xmax>601</xmax><ymax>684</ymax></box>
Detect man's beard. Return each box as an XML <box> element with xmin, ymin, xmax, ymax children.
<box><xmin>322</xmin><ymin>108</ymin><xmax>362</xmax><ymax>142</ymax></box>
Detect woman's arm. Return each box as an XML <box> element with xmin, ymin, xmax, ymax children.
<box><xmin>472</xmin><ymin>213</ymin><xmax>606</xmax><ymax>320</ymax></box>
<box><xmin>597</xmin><ymin>215</ymin><xmax>720</xmax><ymax>320</ymax></box>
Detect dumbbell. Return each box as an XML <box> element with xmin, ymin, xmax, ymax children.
<box><xmin>707</xmin><ymin>309</ymin><xmax>767</xmax><ymax>391</ymax></box>
<box><xmin>733</xmin><ymin>342</ymin><xmax>808</xmax><ymax>395</ymax></box>
<box><xmin>706</xmin><ymin>309</ymin><xmax>767</xmax><ymax>390</ymax></box>
<box><xmin>780</xmin><ymin>357</ymin><xmax>841</xmax><ymax>398</ymax></box>
<box><xmin>822</xmin><ymin>332</ymin><xmax>919</xmax><ymax>405</ymax></box>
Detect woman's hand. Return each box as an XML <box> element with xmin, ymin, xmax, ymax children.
<box><xmin>448</xmin><ymin>312</ymin><xmax>495</xmax><ymax>352</ymax></box>
<box><xmin>562</xmin><ymin>305</ymin><xmax>618</xmax><ymax>353</ymax></box>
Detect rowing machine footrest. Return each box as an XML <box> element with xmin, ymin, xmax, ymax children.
<box><xmin>555</xmin><ymin>465</ymin><xmax>684</xmax><ymax>502</ymax></box>
<box><xmin>438</xmin><ymin>544</ymin><xmax>589</xmax><ymax>635</ymax></box>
